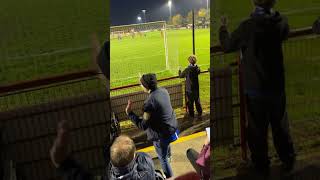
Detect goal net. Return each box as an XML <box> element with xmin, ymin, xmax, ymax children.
<box><xmin>110</xmin><ymin>21</ymin><xmax>180</xmax><ymax>87</ymax></box>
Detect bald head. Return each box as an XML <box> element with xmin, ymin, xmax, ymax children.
<box><xmin>110</xmin><ymin>135</ymin><xmax>136</xmax><ymax>167</ymax></box>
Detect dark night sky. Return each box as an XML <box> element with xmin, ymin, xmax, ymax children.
<box><xmin>111</xmin><ymin>0</ymin><xmax>209</xmax><ymax>26</ymax></box>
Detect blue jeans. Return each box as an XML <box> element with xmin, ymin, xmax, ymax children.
<box><xmin>153</xmin><ymin>140</ymin><xmax>173</xmax><ymax>178</ymax></box>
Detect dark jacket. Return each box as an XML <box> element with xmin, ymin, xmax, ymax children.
<box><xmin>128</xmin><ymin>88</ymin><xmax>178</xmax><ymax>141</ymax></box>
<box><xmin>109</xmin><ymin>152</ymin><xmax>156</xmax><ymax>180</ymax></box>
<box><xmin>219</xmin><ymin>11</ymin><xmax>289</xmax><ymax>95</ymax></box>
<box><xmin>179</xmin><ymin>64</ymin><xmax>201</xmax><ymax>93</ymax></box>
<box><xmin>97</xmin><ymin>41</ymin><xmax>110</xmax><ymax>80</ymax></box>
<box><xmin>56</xmin><ymin>152</ymin><xmax>155</xmax><ymax>180</ymax></box>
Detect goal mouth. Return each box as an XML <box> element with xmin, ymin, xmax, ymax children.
<box><xmin>110</xmin><ymin>21</ymin><xmax>182</xmax><ymax>86</ymax></box>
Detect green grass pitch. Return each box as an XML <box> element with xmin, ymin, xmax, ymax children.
<box><xmin>110</xmin><ymin>28</ymin><xmax>210</xmax><ymax>88</ymax></box>
<box><xmin>0</xmin><ymin>0</ymin><xmax>107</xmax><ymax>85</ymax></box>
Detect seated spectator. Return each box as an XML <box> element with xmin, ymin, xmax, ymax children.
<box><xmin>186</xmin><ymin>131</ymin><xmax>210</xmax><ymax>180</ymax></box>
<box><xmin>109</xmin><ymin>135</ymin><xmax>156</xmax><ymax>179</ymax></box>
<box><xmin>50</xmin><ymin>121</ymin><xmax>157</xmax><ymax>180</ymax></box>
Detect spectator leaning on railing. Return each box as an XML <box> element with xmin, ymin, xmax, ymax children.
<box><xmin>126</xmin><ymin>73</ymin><xmax>179</xmax><ymax>178</ymax></box>
<box><xmin>219</xmin><ymin>0</ymin><xmax>296</xmax><ymax>176</ymax></box>
<box><xmin>179</xmin><ymin>55</ymin><xmax>203</xmax><ymax>119</ymax></box>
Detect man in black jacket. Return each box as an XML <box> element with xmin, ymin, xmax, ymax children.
<box><xmin>179</xmin><ymin>55</ymin><xmax>202</xmax><ymax>118</ymax></box>
<box><xmin>219</xmin><ymin>0</ymin><xmax>295</xmax><ymax>174</ymax></box>
<box><xmin>126</xmin><ymin>73</ymin><xmax>179</xmax><ymax>178</ymax></box>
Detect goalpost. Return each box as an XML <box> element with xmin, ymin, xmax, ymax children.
<box><xmin>110</xmin><ymin>21</ymin><xmax>171</xmax><ymax>70</ymax></box>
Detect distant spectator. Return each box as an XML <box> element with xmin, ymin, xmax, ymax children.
<box><xmin>50</xmin><ymin>121</ymin><xmax>157</xmax><ymax>180</ymax></box>
<box><xmin>179</xmin><ymin>55</ymin><xmax>202</xmax><ymax>118</ymax></box>
<box><xmin>126</xmin><ymin>73</ymin><xmax>179</xmax><ymax>178</ymax></box>
<box><xmin>186</xmin><ymin>130</ymin><xmax>210</xmax><ymax>180</ymax></box>
<box><xmin>219</xmin><ymin>0</ymin><xmax>295</xmax><ymax>175</ymax></box>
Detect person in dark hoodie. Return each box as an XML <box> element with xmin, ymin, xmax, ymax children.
<box><xmin>50</xmin><ymin>121</ymin><xmax>156</xmax><ymax>180</ymax></box>
<box><xmin>126</xmin><ymin>73</ymin><xmax>179</xmax><ymax>178</ymax></box>
<box><xmin>219</xmin><ymin>0</ymin><xmax>295</xmax><ymax>175</ymax></box>
<box><xmin>179</xmin><ymin>55</ymin><xmax>203</xmax><ymax>118</ymax></box>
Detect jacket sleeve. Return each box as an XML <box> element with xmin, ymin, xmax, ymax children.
<box><xmin>97</xmin><ymin>41</ymin><xmax>110</xmax><ymax>80</ymax></box>
<box><xmin>179</xmin><ymin>68</ymin><xmax>187</xmax><ymax>78</ymax></box>
<box><xmin>128</xmin><ymin>112</ymin><xmax>149</xmax><ymax>130</ymax></box>
<box><xmin>56</xmin><ymin>157</ymin><xmax>94</xmax><ymax>180</ymax></box>
<box><xmin>137</xmin><ymin>153</ymin><xmax>156</xmax><ymax>180</ymax></box>
<box><xmin>219</xmin><ymin>23</ymin><xmax>246</xmax><ymax>53</ymax></box>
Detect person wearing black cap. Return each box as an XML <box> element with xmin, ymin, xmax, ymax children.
<box><xmin>126</xmin><ymin>73</ymin><xmax>179</xmax><ymax>178</ymax></box>
<box><xmin>219</xmin><ymin>0</ymin><xmax>295</xmax><ymax>175</ymax></box>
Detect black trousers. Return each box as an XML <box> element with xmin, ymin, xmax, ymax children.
<box><xmin>246</xmin><ymin>94</ymin><xmax>295</xmax><ymax>168</ymax></box>
<box><xmin>186</xmin><ymin>91</ymin><xmax>202</xmax><ymax>117</ymax></box>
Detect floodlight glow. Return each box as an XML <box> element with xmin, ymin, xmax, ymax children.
<box><xmin>168</xmin><ymin>0</ymin><xmax>172</xmax><ymax>7</ymax></box>
<box><xmin>137</xmin><ymin>16</ymin><xmax>142</xmax><ymax>21</ymax></box>
<box><xmin>142</xmin><ymin>9</ymin><xmax>146</xmax><ymax>13</ymax></box>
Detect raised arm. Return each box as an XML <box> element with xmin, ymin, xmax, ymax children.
<box><xmin>50</xmin><ymin>121</ymin><xmax>94</xmax><ymax>180</ymax></box>
<box><xmin>126</xmin><ymin>100</ymin><xmax>150</xmax><ymax>130</ymax></box>
<box><xmin>219</xmin><ymin>17</ymin><xmax>247</xmax><ymax>53</ymax></box>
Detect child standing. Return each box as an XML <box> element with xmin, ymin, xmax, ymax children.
<box><xmin>179</xmin><ymin>55</ymin><xmax>202</xmax><ymax>118</ymax></box>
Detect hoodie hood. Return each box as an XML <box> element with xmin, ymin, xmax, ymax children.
<box><xmin>251</xmin><ymin>11</ymin><xmax>288</xmax><ymax>41</ymax></box>
<box><xmin>110</xmin><ymin>157</ymin><xmax>137</xmax><ymax>180</ymax></box>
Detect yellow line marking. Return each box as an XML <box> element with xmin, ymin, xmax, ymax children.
<box><xmin>137</xmin><ymin>131</ymin><xmax>206</xmax><ymax>153</ymax></box>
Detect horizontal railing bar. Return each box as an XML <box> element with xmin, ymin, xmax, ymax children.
<box><xmin>211</xmin><ymin>26</ymin><xmax>313</xmax><ymax>54</ymax></box>
<box><xmin>0</xmin><ymin>68</ymin><xmax>100</xmax><ymax>94</ymax></box>
<box><xmin>111</xmin><ymin>70</ymin><xmax>209</xmax><ymax>91</ymax></box>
